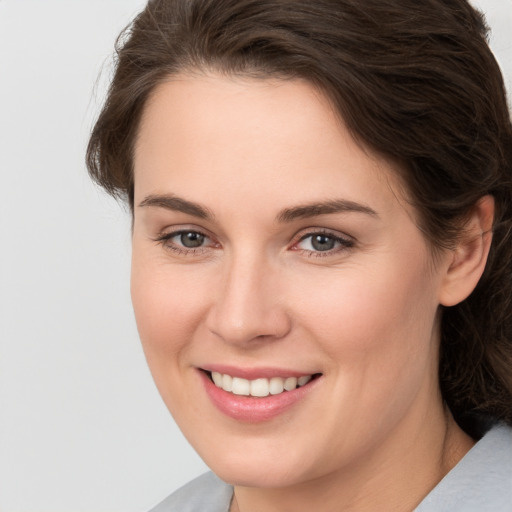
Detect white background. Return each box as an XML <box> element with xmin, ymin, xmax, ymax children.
<box><xmin>0</xmin><ymin>1</ymin><xmax>510</xmax><ymax>511</ymax></box>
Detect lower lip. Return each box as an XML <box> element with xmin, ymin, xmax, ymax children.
<box><xmin>199</xmin><ymin>371</ymin><xmax>319</xmax><ymax>423</ymax></box>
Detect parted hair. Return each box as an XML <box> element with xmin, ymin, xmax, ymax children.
<box><xmin>87</xmin><ymin>0</ymin><xmax>512</xmax><ymax>431</ymax></box>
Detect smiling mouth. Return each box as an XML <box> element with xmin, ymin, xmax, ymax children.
<box><xmin>205</xmin><ymin>371</ymin><xmax>322</xmax><ymax>398</ymax></box>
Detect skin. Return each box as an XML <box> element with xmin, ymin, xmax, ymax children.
<box><xmin>131</xmin><ymin>73</ymin><xmax>492</xmax><ymax>512</ymax></box>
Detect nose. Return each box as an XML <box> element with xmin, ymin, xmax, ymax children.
<box><xmin>205</xmin><ymin>251</ymin><xmax>292</xmax><ymax>346</ymax></box>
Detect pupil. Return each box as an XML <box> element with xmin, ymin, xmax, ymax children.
<box><xmin>312</xmin><ymin>234</ymin><xmax>335</xmax><ymax>251</ymax></box>
<box><xmin>181</xmin><ymin>232</ymin><xmax>204</xmax><ymax>248</ymax></box>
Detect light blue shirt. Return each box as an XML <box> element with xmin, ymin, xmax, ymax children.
<box><xmin>149</xmin><ymin>423</ymin><xmax>512</xmax><ymax>512</ymax></box>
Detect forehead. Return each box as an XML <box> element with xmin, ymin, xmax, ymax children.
<box><xmin>133</xmin><ymin>73</ymin><xmax>408</xmax><ymax>219</ymax></box>
<box><xmin>135</xmin><ymin>73</ymin><xmax>344</xmax><ymax>168</ymax></box>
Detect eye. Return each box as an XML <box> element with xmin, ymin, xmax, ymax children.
<box><xmin>176</xmin><ymin>231</ymin><xmax>206</xmax><ymax>248</ymax></box>
<box><xmin>154</xmin><ymin>229</ymin><xmax>216</xmax><ymax>254</ymax></box>
<box><xmin>294</xmin><ymin>230</ymin><xmax>354</xmax><ymax>256</ymax></box>
<box><xmin>301</xmin><ymin>233</ymin><xmax>337</xmax><ymax>251</ymax></box>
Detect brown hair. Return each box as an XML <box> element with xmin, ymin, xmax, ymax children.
<box><xmin>87</xmin><ymin>0</ymin><xmax>512</xmax><ymax>432</ymax></box>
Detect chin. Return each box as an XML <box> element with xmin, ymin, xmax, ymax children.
<box><xmin>187</xmin><ymin>430</ymin><xmax>324</xmax><ymax>489</ymax></box>
<box><xmin>208</xmin><ymin>456</ymin><xmax>312</xmax><ymax>489</ymax></box>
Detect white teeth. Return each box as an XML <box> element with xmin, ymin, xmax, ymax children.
<box><xmin>210</xmin><ymin>372</ymin><xmax>314</xmax><ymax>397</ymax></box>
<box><xmin>232</xmin><ymin>377</ymin><xmax>250</xmax><ymax>396</ymax></box>
<box><xmin>222</xmin><ymin>373</ymin><xmax>233</xmax><ymax>392</ymax></box>
<box><xmin>212</xmin><ymin>372</ymin><xmax>223</xmax><ymax>387</ymax></box>
<box><xmin>283</xmin><ymin>377</ymin><xmax>297</xmax><ymax>391</ymax></box>
<box><xmin>298</xmin><ymin>375</ymin><xmax>312</xmax><ymax>386</ymax></box>
<box><xmin>269</xmin><ymin>377</ymin><xmax>284</xmax><ymax>395</ymax></box>
<box><xmin>250</xmin><ymin>378</ymin><xmax>270</xmax><ymax>397</ymax></box>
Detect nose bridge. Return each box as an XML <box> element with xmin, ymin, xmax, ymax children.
<box><xmin>206</xmin><ymin>247</ymin><xmax>290</xmax><ymax>345</ymax></box>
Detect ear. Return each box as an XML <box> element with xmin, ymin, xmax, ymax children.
<box><xmin>439</xmin><ymin>195</ymin><xmax>494</xmax><ymax>307</ymax></box>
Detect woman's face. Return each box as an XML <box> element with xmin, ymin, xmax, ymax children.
<box><xmin>131</xmin><ymin>74</ymin><xmax>450</xmax><ymax>487</ymax></box>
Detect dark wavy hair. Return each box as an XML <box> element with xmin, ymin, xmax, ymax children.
<box><xmin>86</xmin><ymin>0</ymin><xmax>512</xmax><ymax>433</ymax></box>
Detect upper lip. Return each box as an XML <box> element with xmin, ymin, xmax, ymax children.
<box><xmin>199</xmin><ymin>364</ymin><xmax>321</xmax><ymax>380</ymax></box>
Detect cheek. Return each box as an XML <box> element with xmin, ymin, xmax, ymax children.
<box><xmin>130</xmin><ymin>250</ymin><xmax>217</xmax><ymax>422</ymax></box>
<box><xmin>284</xmin><ymin>258</ymin><xmax>441</xmax><ymax>455</ymax></box>
<box><xmin>130</xmin><ymin>249</ymin><xmax>209</xmax><ymax>364</ymax></box>
<box><xmin>291</xmin><ymin>256</ymin><xmax>439</xmax><ymax>372</ymax></box>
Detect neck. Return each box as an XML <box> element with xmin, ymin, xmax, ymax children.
<box><xmin>230</xmin><ymin>404</ymin><xmax>474</xmax><ymax>512</ymax></box>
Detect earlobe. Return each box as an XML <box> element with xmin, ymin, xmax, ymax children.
<box><xmin>439</xmin><ymin>195</ymin><xmax>494</xmax><ymax>307</ymax></box>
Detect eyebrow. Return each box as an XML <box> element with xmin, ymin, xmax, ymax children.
<box><xmin>276</xmin><ymin>199</ymin><xmax>378</xmax><ymax>222</ymax></box>
<box><xmin>138</xmin><ymin>194</ymin><xmax>378</xmax><ymax>222</ymax></box>
<box><xmin>138</xmin><ymin>194</ymin><xmax>214</xmax><ymax>220</ymax></box>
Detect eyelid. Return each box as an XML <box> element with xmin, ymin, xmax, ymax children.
<box><xmin>293</xmin><ymin>226</ymin><xmax>354</xmax><ymax>243</ymax></box>
<box><xmin>154</xmin><ymin>223</ymin><xmax>215</xmax><ymax>240</ymax></box>
<box><xmin>152</xmin><ymin>225</ymin><xmax>354</xmax><ymax>257</ymax></box>
<box><xmin>290</xmin><ymin>227</ymin><xmax>355</xmax><ymax>255</ymax></box>
<box><xmin>153</xmin><ymin>225</ymin><xmax>219</xmax><ymax>254</ymax></box>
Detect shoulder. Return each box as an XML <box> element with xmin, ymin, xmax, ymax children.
<box><xmin>148</xmin><ymin>472</ymin><xmax>233</xmax><ymax>512</ymax></box>
<box><xmin>415</xmin><ymin>423</ymin><xmax>512</xmax><ymax>511</ymax></box>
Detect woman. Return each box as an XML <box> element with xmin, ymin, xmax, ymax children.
<box><xmin>87</xmin><ymin>0</ymin><xmax>512</xmax><ymax>510</ymax></box>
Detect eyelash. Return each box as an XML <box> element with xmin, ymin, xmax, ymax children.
<box><xmin>154</xmin><ymin>228</ymin><xmax>354</xmax><ymax>258</ymax></box>
<box><xmin>292</xmin><ymin>229</ymin><xmax>354</xmax><ymax>257</ymax></box>
<box><xmin>154</xmin><ymin>229</ymin><xmax>216</xmax><ymax>256</ymax></box>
